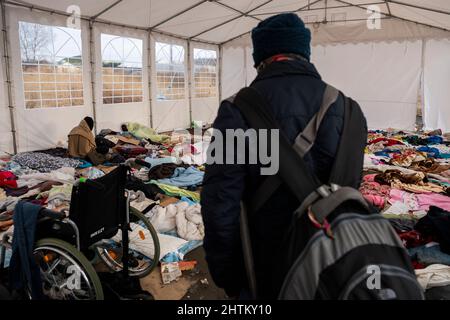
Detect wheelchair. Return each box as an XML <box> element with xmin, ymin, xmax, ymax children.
<box><xmin>0</xmin><ymin>165</ymin><xmax>160</xmax><ymax>300</ymax></box>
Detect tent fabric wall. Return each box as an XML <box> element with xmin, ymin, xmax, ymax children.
<box><xmin>93</xmin><ymin>24</ymin><xmax>150</xmax><ymax>132</ymax></box>
<box><xmin>423</xmin><ymin>38</ymin><xmax>450</xmax><ymax>132</ymax></box>
<box><xmin>7</xmin><ymin>7</ymin><xmax>94</xmax><ymax>152</ymax></box>
<box><xmin>190</xmin><ymin>41</ymin><xmax>220</xmax><ymax>126</ymax></box>
<box><xmin>311</xmin><ymin>41</ymin><xmax>422</xmax><ymax>130</ymax></box>
<box><xmin>150</xmin><ymin>33</ymin><xmax>190</xmax><ymax>132</ymax></box>
<box><xmin>222</xmin><ymin>35</ymin><xmax>425</xmax><ymax>131</ymax></box>
<box><xmin>221</xmin><ymin>45</ymin><xmax>246</xmax><ymax>100</ymax></box>
<box><xmin>0</xmin><ymin>8</ymin><xmax>14</xmax><ymax>156</ymax></box>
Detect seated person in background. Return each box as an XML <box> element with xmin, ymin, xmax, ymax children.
<box><xmin>68</xmin><ymin>116</ymin><xmax>96</xmax><ymax>158</ymax></box>
<box><xmin>68</xmin><ymin>116</ymin><xmax>110</xmax><ymax>165</ymax></box>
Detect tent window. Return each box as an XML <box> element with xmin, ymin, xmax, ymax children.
<box><xmin>155</xmin><ymin>42</ymin><xmax>185</xmax><ymax>101</ymax></box>
<box><xmin>193</xmin><ymin>48</ymin><xmax>217</xmax><ymax>98</ymax></box>
<box><xmin>19</xmin><ymin>21</ymin><xmax>84</xmax><ymax>109</ymax></box>
<box><xmin>101</xmin><ymin>34</ymin><xmax>143</xmax><ymax>104</ymax></box>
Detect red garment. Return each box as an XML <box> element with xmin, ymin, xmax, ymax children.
<box><xmin>398</xmin><ymin>230</ymin><xmax>433</xmax><ymax>249</ymax></box>
<box><xmin>115</xmin><ymin>145</ymin><xmax>148</xmax><ymax>158</ymax></box>
<box><xmin>368</xmin><ymin>137</ymin><xmax>404</xmax><ymax>146</ymax></box>
<box><xmin>411</xmin><ymin>261</ymin><xmax>426</xmax><ymax>269</ymax></box>
<box><xmin>0</xmin><ymin>171</ymin><xmax>17</xmax><ymax>189</ymax></box>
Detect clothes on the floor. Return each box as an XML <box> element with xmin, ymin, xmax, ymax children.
<box><xmin>115</xmin><ymin>145</ymin><xmax>148</xmax><ymax>158</ymax></box>
<box><xmin>150</xmin><ymin>181</ymin><xmax>200</xmax><ymax>202</ymax></box>
<box><xmin>388</xmin><ymin>218</ymin><xmax>417</xmax><ymax>233</ymax></box>
<box><xmin>46</xmin><ymin>184</ymin><xmax>73</xmax><ymax>209</ymax></box>
<box><xmin>389</xmin><ymin>189</ymin><xmax>450</xmax><ymax>212</ymax></box>
<box><xmin>409</xmin><ymin>244</ymin><xmax>450</xmax><ymax>266</ymax></box>
<box><xmin>78</xmin><ymin>167</ymin><xmax>105</xmax><ymax>180</ymax></box>
<box><xmin>125</xmin><ymin>176</ymin><xmax>163</xmax><ymax>200</ymax></box>
<box><xmin>148</xmin><ymin>163</ymin><xmax>179</xmax><ymax>180</ymax></box>
<box><xmin>124</xmin><ymin>122</ymin><xmax>171</xmax><ymax>144</ymax></box>
<box><xmin>416</xmin><ymin>264</ymin><xmax>450</xmax><ymax>290</ymax></box>
<box><xmin>0</xmin><ymin>171</ymin><xmax>17</xmax><ymax>189</ymax></box>
<box><xmin>415</xmin><ymin>206</ymin><xmax>450</xmax><ymax>255</ymax></box>
<box><xmin>12</xmin><ymin>152</ymin><xmax>81</xmax><ymax>173</ymax></box>
<box><xmin>15</xmin><ymin>167</ymin><xmax>75</xmax><ymax>189</ymax></box>
<box><xmin>146</xmin><ymin>201</ymin><xmax>204</xmax><ymax>241</ymax></box>
<box><xmin>144</xmin><ymin>156</ymin><xmax>177</xmax><ymax>168</ymax></box>
<box><xmin>157</xmin><ymin>166</ymin><xmax>204</xmax><ymax>187</ymax></box>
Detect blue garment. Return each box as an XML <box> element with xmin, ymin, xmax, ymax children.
<box><xmin>179</xmin><ymin>196</ymin><xmax>199</xmax><ymax>205</ymax></box>
<box><xmin>417</xmin><ymin>146</ymin><xmax>450</xmax><ymax>159</ymax></box>
<box><xmin>158</xmin><ymin>166</ymin><xmax>204</xmax><ymax>187</ymax></box>
<box><xmin>374</xmin><ymin>150</ymin><xmax>401</xmax><ymax>158</ymax></box>
<box><xmin>426</xmin><ymin>135</ymin><xmax>443</xmax><ymax>145</ymax></box>
<box><xmin>76</xmin><ymin>159</ymin><xmax>93</xmax><ymax>169</ymax></box>
<box><xmin>10</xmin><ymin>201</ymin><xmax>44</xmax><ymax>299</ymax></box>
<box><xmin>201</xmin><ymin>58</ymin><xmax>361</xmax><ymax>298</ymax></box>
<box><xmin>144</xmin><ymin>156</ymin><xmax>177</xmax><ymax>168</ymax></box>
<box><xmin>408</xmin><ymin>244</ymin><xmax>450</xmax><ymax>266</ymax></box>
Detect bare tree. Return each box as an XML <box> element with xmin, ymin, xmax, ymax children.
<box><xmin>19</xmin><ymin>23</ymin><xmax>51</xmax><ymax>63</ymax></box>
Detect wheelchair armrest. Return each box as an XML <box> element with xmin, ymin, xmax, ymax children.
<box><xmin>39</xmin><ymin>208</ymin><xmax>66</xmax><ymax>220</ymax></box>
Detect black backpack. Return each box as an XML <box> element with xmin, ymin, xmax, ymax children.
<box><xmin>234</xmin><ymin>84</ymin><xmax>424</xmax><ymax>300</ymax></box>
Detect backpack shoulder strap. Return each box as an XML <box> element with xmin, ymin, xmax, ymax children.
<box><xmin>293</xmin><ymin>85</ymin><xmax>340</xmax><ymax>157</ymax></box>
<box><xmin>234</xmin><ymin>86</ymin><xmax>321</xmax><ymax>203</ymax></box>
<box><xmin>244</xmin><ymin>84</ymin><xmax>340</xmax><ymax>213</ymax></box>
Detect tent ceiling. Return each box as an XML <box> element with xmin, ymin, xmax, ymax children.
<box><xmin>5</xmin><ymin>0</ymin><xmax>450</xmax><ymax>44</ymax></box>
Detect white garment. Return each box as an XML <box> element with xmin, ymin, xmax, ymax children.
<box><xmin>382</xmin><ymin>201</ymin><xmax>427</xmax><ymax>219</ymax></box>
<box><xmin>16</xmin><ymin>167</ymin><xmax>75</xmax><ymax>188</ymax></box>
<box><xmin>146</xmin><ymin>201</ymin><xmax>204</xmax><ymax>241</ymax></box>
<box><xmin>176</xmin><ymin>203</ymin><xmax>204</xmax><ymax>241</ymax></box>
<box><xmin>416</xmin><ymin>264</ymin><xmax>450</xmax><ymax>290</ymax></box>
<box><xmin>112</xmin><ymin>224</ymin><xmax>188</xmax><ymax>261</ymax></box>
<box><xmin>133</xmin><ymin>168</ymin><xmax>150</xmax><ymax>182</ymax></box>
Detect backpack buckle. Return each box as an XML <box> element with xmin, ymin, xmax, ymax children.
<box><xmin>307</xmin><ymin>206</ymin><xmax>334</xmax><ymax>239</ymax></box>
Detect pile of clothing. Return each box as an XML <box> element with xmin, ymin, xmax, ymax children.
<box><xmin>0</xmin><ymin>121</ymin><xmax>211</xmax><ymax>271</ymax></box>
<box><xmin>362</xmin><ymin>129</ymin><xmax>450</xmax><ymax>295</ymax></box>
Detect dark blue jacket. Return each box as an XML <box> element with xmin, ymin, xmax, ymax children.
<box><xmin>201</xmin><ymin>58</ymin><xmax>348</xmax><ymax>298</ymax></box>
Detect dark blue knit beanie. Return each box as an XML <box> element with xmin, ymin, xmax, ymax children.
<box><xmin>251</xmin><ymin>13</ymin><xmax>311</xmax><ymax>67</ymax></box>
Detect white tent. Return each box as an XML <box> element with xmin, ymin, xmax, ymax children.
<box><xmin>0</xmin><ymin>0</ymin><xmax>449</xmax><ymax>155</ymax></box>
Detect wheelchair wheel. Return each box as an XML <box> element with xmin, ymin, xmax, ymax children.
<box><xmin>34</xmin><ymin>238</ymin><xmax>104</xmax><ymax>300</ymax></box>
<box><xmin>95</xmin><ymin>207</ymin><xmax>160</xmax><ymax>278</ymax></box>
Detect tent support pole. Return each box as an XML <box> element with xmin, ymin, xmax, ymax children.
<box><xmin>190</xmin><ymin>0</ymin><xmax>273</xmax><ymax>40</ymax></box>
<box><xmin>1</xmin><ymin>0</ymin><xmax>17</xmax><ymax>154</ymax></box>
<box><xmin>88</xmin><ymin>20</ymin><xmax>98</xmax><ymax>134</ymax></box>
<box><xmin>147</xmin><ymin>31</ymin><xmax>153</xmax><ymax>128</ymax></box>
<box><xmin>91</xmin><ymin>0</ymin><xmax>123</xmax><ymax>20</ymax></box>
<box><xmin>218</xmin><ymin>44</ymin><xmax>223</xmax><ymax>102</ymax></box>
<box><xmin>418</xmin><ymin>38</ymin><xmax>426</xmax><ymax>131</ymax></box>
<box><xmin>187</xmin><ymin>40</ymin><xmax>193</xmax><ymax>126</ymax></box>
